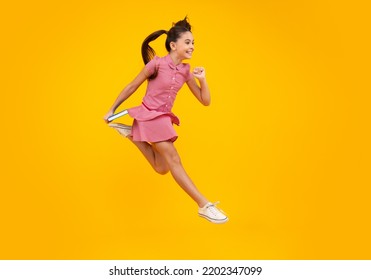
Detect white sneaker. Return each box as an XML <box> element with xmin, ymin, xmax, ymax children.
<box><xmin>108</xmin><ymin>123</ymin><xmax>132</xmax><ymax>137</ymax></box>
<box><xmin>198</xmin><ymin>202</ymin><xmax>228</xmax><ymax>224</ymax></box>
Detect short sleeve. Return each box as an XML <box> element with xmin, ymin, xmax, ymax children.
<box><xmin>145</xmin><ymin>56</ymin><xmax>159</xmax><ymax>77</ymax></box>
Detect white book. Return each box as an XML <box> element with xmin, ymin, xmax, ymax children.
<box><xmin>107</xmin><ymin>110</ymin><xmax>128</xmax><ymax>122</ymax></box>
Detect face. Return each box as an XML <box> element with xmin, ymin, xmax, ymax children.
<box><xmin>170</xmin><ymin>31</ymin><xmax>194</xmax><ymax>59</ymax></box>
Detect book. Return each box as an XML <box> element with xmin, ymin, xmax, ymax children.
<box><xmin>107</xmin><ymin>110</ymin><xmax>129</xmax><ymax>122</ymax></box>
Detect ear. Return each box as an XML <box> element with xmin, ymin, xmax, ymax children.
<box><xmin>170</xmin><ymin>41</ymin><xmax>177</xmax><ymax>51</ymax></box>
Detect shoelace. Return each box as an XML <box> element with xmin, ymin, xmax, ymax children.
<box><xmin>206</xmin><ymin>201</ymin><xmax>227</xmax><ymax>216</ymax></box>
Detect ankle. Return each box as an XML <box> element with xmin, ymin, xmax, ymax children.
<box><xmin>198</xmin><ymin>200</ymin><xmax>209</xmax><ymax>208</ymax></box>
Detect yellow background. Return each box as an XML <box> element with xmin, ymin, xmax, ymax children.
<box><xmin>1</xmin><ymin>0</ymin><xmax>370</xmax><ymax>259</ymax></box>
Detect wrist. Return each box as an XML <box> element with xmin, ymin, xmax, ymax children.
<box><xmin>197</xmin><ymin>77</ymin><xmax>206</xmax><ymax>83</ymax></box>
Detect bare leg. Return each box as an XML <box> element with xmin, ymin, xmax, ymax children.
<box><xmin>153</xmin><ymin>141</ymin><xmax>208</xmax><ymax>207</ymax></box>
<box><xmin>128</xmin><ymin>136</ymin><xmax>169</xmax><ymax>175</ymax></box>
<box><xmin>126</xmin><ymin>138</ymin><xmax>227</xmax><ymax>223</ymax></box>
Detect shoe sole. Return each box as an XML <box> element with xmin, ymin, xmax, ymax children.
<box><xmin>198</xmin><ymin>213</ymin><xmax>229</xmax><ymax>224</ymax></box>
<box><xmin>108</xmin><ymin>123</ymin><xmax>131</xmax><ymax>129</ymax></box>
<box><xmin>108</xmin><ymin>123</ymin><xmax>132</xmax><ymax>137</ymax></box>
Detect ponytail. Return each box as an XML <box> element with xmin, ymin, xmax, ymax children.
<box><xmin>141</xmin><ymin>30</ymin><xmax>167</xmax><ymax>79</ymax></box>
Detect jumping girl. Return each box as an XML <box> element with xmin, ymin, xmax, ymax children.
<box><xmin>103</xmin><ymin>17</ymin><xmax>228</xmax><ymax>224</ymax></box>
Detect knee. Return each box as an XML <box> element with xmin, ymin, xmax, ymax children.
<box><xmin>166</xmin><ymin>153</ymin><xmax>182</xmax><ymax>167</ymax></box>
<box><xmin>154</xmin><ymin>166</ymin><xmax>169</xmax><ymax>175</ymax></box>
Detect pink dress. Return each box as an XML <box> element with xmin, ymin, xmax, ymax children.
<box><xmin>127</xmin><ymin>54</ymin><xmax>192</xmax><ymax>142</ymax></box>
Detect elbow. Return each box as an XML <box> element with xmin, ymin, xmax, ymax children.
<box><xmin>202</xmin><ymin>95</ymin><xmax>211</xmax><ymax>106</ymax></box>
<box><xmin>201</xmin><ymin>91</ymin><xmax>211</xmax><ymax>106</ymax></box>
<box><xmin>126</xmin><ymin>83</ymin><xmax>135</xmax><ymax>92</ymax></box>
<box><xmin>125</xmin><ymin>83</ymin><xmax>137</xmax><ymax>94</ymax></box>
<box><xmin>202</xmin><ymin>99</ymin><xmax>211</xmax><ymax>106</ymax></box>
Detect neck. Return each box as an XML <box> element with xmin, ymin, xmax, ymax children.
<box><xmin>169</xmin><ymin>52</ymin><xmax>182</xmax><ymax>65</ymax></box>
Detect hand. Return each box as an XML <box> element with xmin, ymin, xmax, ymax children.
<box><xmin>103</xmin><ymin>110</ymin><xmax>114</xmax><ymax>123</ymax></box>
<box><xmin>192</xmin><ymin>67</ymin><xmax>206</xmax><ymax>80</ymax></box>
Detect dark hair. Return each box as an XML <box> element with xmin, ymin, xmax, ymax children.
<box><xmin>141</xmin><ymin>16</ymin><xmax>192</xmax><ymax>79</ymax></box>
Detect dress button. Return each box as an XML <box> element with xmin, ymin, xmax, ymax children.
<box><xmin>171</xmin><ymin>87</ymin><xmax>174</xmax><ymax>89</ymax></box>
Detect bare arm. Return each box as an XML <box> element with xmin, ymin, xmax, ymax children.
<box><xmin>186</xmin><ymin>67</ymin><xmax>211</xmax><ymax>106</ymax></box>
<box><xmin>103</xmin><ymin>67</ymin><xmax>149</xmax><ymax>122</ymax></box>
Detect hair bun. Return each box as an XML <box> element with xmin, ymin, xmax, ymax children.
<box><xmin>173</xmin><ymin>16</ymin><xmax>191</xmax><ymax>31</ymax></box>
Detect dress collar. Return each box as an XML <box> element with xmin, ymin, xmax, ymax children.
<box><xmin>165</xmin><ymin>54</ymin><xmax>185</xmax><ymax>70</ymax></box>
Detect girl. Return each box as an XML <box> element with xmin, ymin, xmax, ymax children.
<box><xmin>103</xmin><ymin>17</ymin><xmax>228</xmax><ymax>224</ymax></box>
